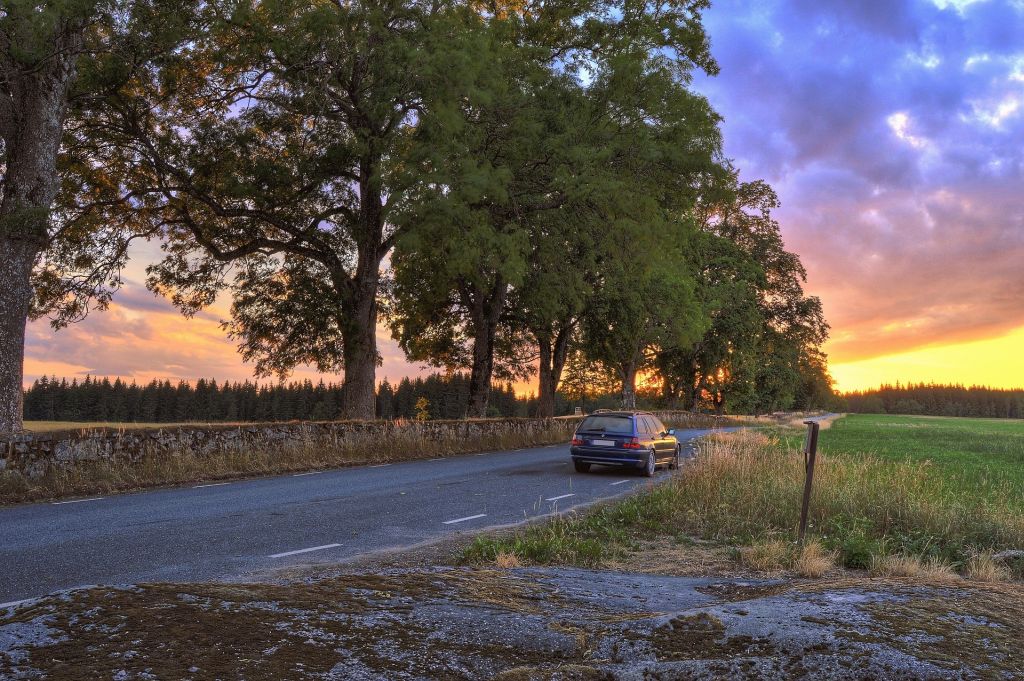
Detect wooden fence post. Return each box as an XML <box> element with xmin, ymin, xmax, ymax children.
<box><xmin>798</xmin><ymin>420</ymin><xmax>820</xmax><ymax>546</ymax></box>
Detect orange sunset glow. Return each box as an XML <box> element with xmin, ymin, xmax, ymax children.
<box><xmin>23</xmin><ymin>240</ymin><xmax>1024</xmax><ymax>394</ymax></box>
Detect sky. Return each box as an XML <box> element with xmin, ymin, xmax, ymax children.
<box><xmin>23</xmin><ymin>0</ymin><xmax>1024</xmax><ymax>393</ymax></box>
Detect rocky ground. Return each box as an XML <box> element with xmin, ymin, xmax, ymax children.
<box><xmin>2</xmin><ymin>565</ymin><xmax>1022</xmax><ymax>680</ymax></box>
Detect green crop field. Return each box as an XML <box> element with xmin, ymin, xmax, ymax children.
<box><xmin>808</xmin><ymin>414</ymin><xmax>1024</xmax><ymax>502</ymax></box>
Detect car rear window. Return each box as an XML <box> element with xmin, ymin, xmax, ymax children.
<box><xmin>578</xmin><ymin>415</ymin><xmax>634</xmax><ymax>434</ymax></box>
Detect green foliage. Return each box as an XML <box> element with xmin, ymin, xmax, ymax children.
<box><xmin>656</xmin><ymin>172</ymin><xmax>833</xmax><ymax>414</ymax></box>
<box><xmin>388</xmin><ymin>0</ymin><xmax>727</xmax><ymax>412</ymax></box>
<box><xmin>0</xmin><ymin>0</ymin><xmax>200</xmax><ymax>326</ymax></box>
<box><xmin>29</xmin><ymin>0</ymin><xmax>832</xmax><ymax>423</ymax></box>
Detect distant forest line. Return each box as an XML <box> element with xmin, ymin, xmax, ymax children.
<box><xmin>23</xmin><ymin>371</ymin><xmax>815</xmax><ymax>424</ymax></box>
<box><xmin>23</xmin><ymin>374</ymin><xmax>530</xmax><ymax>423</ymax></box>
<box><xmin>23</xmin><ymin>375</ymin><xmax>1024</xmax><ymax>424</ymax></box>
<box><xmin>840</xmin><ymin>384</ymin><xmax>1024</xmax><ymax>419</ymax></box>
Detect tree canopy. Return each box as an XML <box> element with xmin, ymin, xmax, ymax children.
<box><xmin>3</xmin><ymin>0</ymin><xmax>834</xmax><ymax>430</ymax></box>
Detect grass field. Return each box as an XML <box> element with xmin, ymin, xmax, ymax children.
<box><xmin>798</xmin><ymin>414</ymin><xmax>1024</xmax><ymax>503</ymax></box>
<box><xmin>464</xmin><ymin>415</ymin><xmax>1024</xmax><ymax>579</ymax></box>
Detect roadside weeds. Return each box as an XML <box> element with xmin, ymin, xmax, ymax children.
<box><xmin>462</xmin><ymin>429</ymin><xmax>1024</xmax><ymax>583</ymax></box>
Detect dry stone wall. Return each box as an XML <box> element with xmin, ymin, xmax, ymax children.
<box><xmin>0</xmin><ymin>412</ymin><xmax>732</xmax><ymax>480</ymax></box>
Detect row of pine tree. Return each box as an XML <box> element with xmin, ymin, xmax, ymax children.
<box><xmin>841</xmin><ymin>383</ymin><xmax>1024</xmax><ymax>419</ymax></box>
<box><xmin>22</xmin><ymin>374</ymin><xmax>531</xmax><ymax>423</ymax></box>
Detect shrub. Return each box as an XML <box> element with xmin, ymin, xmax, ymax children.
<box><xmin>738</xmin><ymin>540</ymin><xmax>791</xmax><ymax>572</ymax></box>
<box><xmin>793</xmin><ymin>540</ymin><xmax>837</xmax><ymax>578</ymax></box>
<box><xmin>965</xmin><ymin>552</ymin><xmax>1013</xmax><ymax>582</ymax></box>
<box><xmin>870</xmin><ymin>554</ymin><xmax>960</xmax><ymax>581</ymax></box>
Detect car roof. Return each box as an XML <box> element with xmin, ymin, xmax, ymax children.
<box><xmin>586</xmin><ymin>410</ymin><xmax>653</xmax><ymax>417</ymax></box>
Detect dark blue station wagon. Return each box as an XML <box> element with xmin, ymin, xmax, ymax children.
<box><xmin>570</xmin><ymin>411</ymin><xmax>680</xmax><ymax>477</ymax></box>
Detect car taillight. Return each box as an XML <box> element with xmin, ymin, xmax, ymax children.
<box><xmin>622</xmin><ymin>437</ymin><xmax>644</xmax><ymax>449</ymax></box>
<box><xmin>570</xmin><ymin>437</ymin><xmax>583</xmax><ymax>446</ymax></box>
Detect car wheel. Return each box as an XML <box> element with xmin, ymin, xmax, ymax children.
<box><xmin>643</xmin><ymin>450</ymin><xmax>656</xmax><ymax>477</ymax></box>
<box><xmin>573</xmin><ymin>460</ymin><xmax>591</xmax><ymax>474</ymax></box>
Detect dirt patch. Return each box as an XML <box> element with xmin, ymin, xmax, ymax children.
<box><xmin>493</xmin><ymin>665</ymin><xmax>612</xmax><ymax>681</ymax></box>
<box><xmin>602</xmin><ymin>537</ymin><xmax>747</xmax><ymax>578</ymax></box>
<box><xmin>650</xmin><ymin>611</ymin><xmax>775</xmax><ymax>660</ymax></box>
<box><xmin>786</xmin><ymin>413</ymin><xmax>842</xmax><ymax>430</ymax></box>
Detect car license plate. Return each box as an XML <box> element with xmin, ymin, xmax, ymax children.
<box><xmin>592</xmin><ymin>439</ymin><xmax>615</xmax><ymax>446</ymax></box>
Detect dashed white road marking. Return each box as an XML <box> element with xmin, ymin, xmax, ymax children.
<box><xmin>545</xmin><ymin>493</ymin><xmax>575</xmax><ymax>502</ymax></box>
<box><xmin>369</xmin><ymin>463</ymin><xmax>392</xmax><ymax>468</ymax></box>
<box><xmin>193</xmin><ymin>482</ymin><xmax>230</xmax><ymax>489</ymax></box>
<box><xmin>0</xmin><ymin>598</ymin><xmax>35</xmax><ymax>610</ymax></box>
<box><xmin>443</xmin><ymin>513</ymin><xmax>487</xmax><ymax>525</ymax></box>
<box><xmin>609</xmin><ymin>480</ymin><xmax>631</xmax><ymax>486</ymax></box>
<box><xmin>51</xmin><ymin>497</ymin><xmax>104</xmax><ymax>505</ymax></box>
<box><xmin>268</xmin><ymin>543</ymin><xmax>342</xmax><ymax>559</ymax></box>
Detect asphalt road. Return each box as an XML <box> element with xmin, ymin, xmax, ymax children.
<box><xmin>0</xmin><ymin>427</ymin><xmax>734</xmax><ymax>605</ymax></box>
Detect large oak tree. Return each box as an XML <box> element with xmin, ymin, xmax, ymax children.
<box><xmin>0</xmin><ymin>0</ymin><xmax>190</xmax><ymax>433</ymax></box>
<box><xmin>388</xmin><ymin>0</ymin><xmax>723</xmax><ymax>416</ymax></box>
<box><xmin>92</xmin><ymin>0</ymin><xmax>484</xmax><ymax>419</ymax></box>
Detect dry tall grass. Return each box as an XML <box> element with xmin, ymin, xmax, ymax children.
<box><xmin>965</xmin><ymin>552</ymin><xmax>1013</xmax><ymax>582</ymax></box>
<box><xmin>870</xmin><ymin>554</ymin><xmax>961</xmax><ymax>581</ymax></box>
<box><xmin>0</xmin><ymin>422</ymin><xmax>575</xmax><ymax>505</ymax></box>
<box><xmin>793</xmin><ymin>540</ymin><xmax>837</xmax><ymax>578</ymax></box>
<box><xmin>681</xmin><ymin>431</ymin><xmax>1024</xmax><ymax>563</ymax></box>
<box><xmin>493</xmin><ymin>552</ymin><xmax>522</xmax><ymax>569</ymax></box>
<box><xmin>738</xmin><ymin>540</ymin><xmax>791</xmax><ymax>572</ymax></box>
<box><xmin>465</xmin><ymin>430</ymin><xmax>1024</xmax><ymax>578</ymax></box>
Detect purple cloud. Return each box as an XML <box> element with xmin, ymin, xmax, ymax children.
<box><xmin>695</xmin><ymin>0</ymin><xmax>1024</xmax><ymax>361</ymax></box>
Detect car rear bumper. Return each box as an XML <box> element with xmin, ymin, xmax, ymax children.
<box><xmin>570</xmin><ymin>447</ymin><xmax>645</xmax><ymax>467</ymax></box>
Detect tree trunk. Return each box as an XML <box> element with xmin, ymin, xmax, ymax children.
<box><xmin>620</xmin><ymin>363</ymin><xmax>638</xmax><ymax>409</ymax></box>
<box><xmin>0</xmin><ymin>22</ymin><xmax>83</xmax><ymax>433</ymax></box>
<box><xmin>690</xmin><ymin>378</ymin><xmax>705</xmax><ymax>413</ymax></box>
<box><xmin>535</xmin><ymin>324</ymin><xmax>573</xmax><ymax>418</ymax></box>
<box><xmin>339</xmin><ymin>319</ymin><xmax>377</xmax><ymax>420</ymax></box>
<box><xmin>537</xmin><ymin>339</ymin><xmax>555</xmax><ymax>418</ymax></box>
<box><xmin>466</xmin><ymin>277</ymin><xmax>507</xmax><ymax>419</ymax></box>
<box><xmin>335</xmin><ymin>152</ymin><xmax>387</xmax><ymax>421</ymax></box>
<box><xmin>468</xmin><ymin>329</ymin><xmax>494</xmax><ymax>418</ymax></box>
<box><xmin>0</xmin><ymin>241</ymin><xmax>37</xmax><ymax>433</ymax></box>
<box><xmin>713</xmin><ymin>391</ymin><xmax>725</xmax><ymax>416</ymax></box>
<box><xmin>338</xmin><ymin>259</ymin><xmax>380</xmax><ymax>421</ymax></box>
